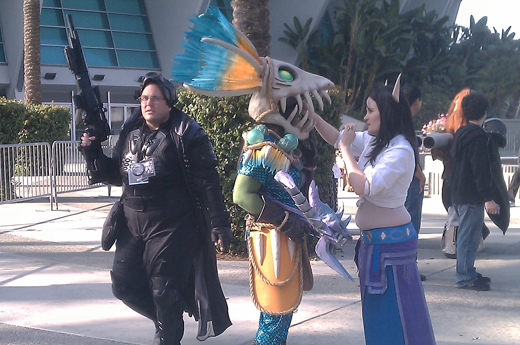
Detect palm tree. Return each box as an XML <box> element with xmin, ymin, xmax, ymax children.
<box><xmin>23</xmin><ymin>0</ymin><xmax>42</xmax><ymax>104</ymax></box>
<box><xmin>231</xmin><ymin>0</ymin><xmax>271</xmax><ymax>57</ymax></box>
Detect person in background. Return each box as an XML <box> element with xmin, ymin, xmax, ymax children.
<box><xmin>507</xmin><ymin>147</ymin><xmax>520</xmax><ymax>207</ymax></box>
<box><xmin>80</xmin><ymin>72</ymin><xmax>232</xmax><ymax>344</ymax></box>
<box><xmin>401</xmin><ymin>84</ymin><xmax>426</xmax><ymax>281</ymax></box>
<box><xmin>450</xmin><ymin>91</ymin><xmax>499</xmax><ymax>291</ymax></box>
<box><xmin>309</xmin><ymin>79</ymin><xmax>436</xmax><ymax>345</ymax></box>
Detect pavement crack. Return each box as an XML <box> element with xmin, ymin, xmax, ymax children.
<box><xmin>290</xmin><ymin>299</ymin><xmax>362</xmax><ymax>328</ymax></box>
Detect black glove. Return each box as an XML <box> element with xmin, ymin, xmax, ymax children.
<box><xmin>299</xmin><ymin>130</ymin><xmax>319</xmax><ymax>169</ymax></box>
<box><xmin>256</xmin><ymin>199</ymin><xmax>311</xmax><ymax>243</ymax></box>
<box><xmin>211</xmin><ymin>226</ymin><xmax>232</xmax><ymax>251</ymax></box>
<box><xmin>78</xmin><ymin>135</ymin><xmax>105</xmax><ymax>184</ymax></box>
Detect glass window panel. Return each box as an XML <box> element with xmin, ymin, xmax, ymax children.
<box><xmin>84</xmin><ymin>48</ymin><xmax>117</xmax><ymax>66</ymax></box>
<box><xmin>77</xmin><ymin>29</ymin><xmax>113</xmax><ymax>48</ymax></box>
<box><xmin>117</xmin><ymin>50</ymin><xmax>159</xmax><ymax>68</ymax></box>
<box><xmin>41</xmin><ymin>27</ymin><xmax>68</xmax><ymax>45</ymax></box>
<box><xmin>61</xmin><ymin>0</ymin><xmax>105</xmax><ymax>11</ymax></box>
<box><xmin>42</xmin><ymin>0</ymin><xmax>61</xmax><ymax>7</ymax></box>
<box><xmin>112</xmin><ymin>32</ymin><xmax>154</xmax><ymax>50</ymax></box>
<box><xmin>109</xmin><ymin>14</ymin><xmax>150</xmax><ymax>32</ymax></box>
<box><xmin>41</xmin><ymin>8</ymin><xmax>65</xmax><ymax>26</ymax></box>
<box><xmin>0</xmin><ymin>46</ymin><xmax>6</xmax><ymax>63</ymax></box>
<box><xmin>106</xmin><ymin>0</ymin><xmax>146</xmax><ymax>15</ymax></box>
<box><xmin>64</xmin><ymin>10</ymin><xmax>109</xmax><ymax>29</ymax></box>
<box><xmin>110</xmin><ymin>107</ymin><xmax>124</xmax><ymax>136</ymax></box>
<box><xmin>41</xmin><ymin>46</ymin><xmax>68</xmax><ymax>64</ymax></box>
<box><xmin>38</xmin><ymin>3</ymin><xmax>158</xmax><ymax>68</ymax></box>
<box><xmin>209</xmin><ymin>0</ymin><xmax>233</xmax><ymax>22</ymax></box>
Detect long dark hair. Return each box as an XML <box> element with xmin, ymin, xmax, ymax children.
<box><xmin>366</xmin><ymin>85</ymin><xmax>419</xmax><ymax>168</ymax></box>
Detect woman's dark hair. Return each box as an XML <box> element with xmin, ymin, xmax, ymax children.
<box><xmin>366</xmin><ymin>85</ymin><xmax>419</xmax><ymax>168</ymax></box>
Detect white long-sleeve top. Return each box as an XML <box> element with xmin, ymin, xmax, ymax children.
<box><xmin>350</xmin><ymin>131</ymin><xmax>415</xmax><ymax>208</ymax></box>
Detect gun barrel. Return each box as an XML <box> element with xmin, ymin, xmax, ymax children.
<box><xmin>64</xmin><ymin>14</ymin><xmax>110</xmax><ymax>143</ymax></box>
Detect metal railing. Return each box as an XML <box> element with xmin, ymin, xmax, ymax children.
<box><xmin>2</xmin><ymin>141</ymin><xmax>518</xmax><ymax>207</ymax></box>
<box><xmin>427</xmin><ymin>164</ymin><xmax>518</xmax><ymax>198</ymax></box>
<box><xmin>1</xmin><ymin>142</ymin><xmax>53</xmax><ymax>206</ymax></box>
<box><xmin>501</xmin><ymin>131</ymin><xmax>520</xmax><ymax>154</ymax></box>
<box><xmin>1</xmin><ymin>141</ymin><xmax>110</xmax><ymax>210</ymax></box>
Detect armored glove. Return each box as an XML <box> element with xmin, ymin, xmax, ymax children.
<box><xmin>256</xmin><ymin>199</ymin><xmax>311</xmax><ymax>243</ymax></box>
<box><xmin>211</xmin><ymin>226</ymin><xmax>232</xmax><ymax>251</ymax></box>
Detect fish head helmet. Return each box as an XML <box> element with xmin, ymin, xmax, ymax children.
<box><xmin>248</xmin><ymin>57</ymin><xmax>335</xmax><ymax>140</ymax></box>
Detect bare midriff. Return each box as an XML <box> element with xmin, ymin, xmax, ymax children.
<box><xmin>355</xmin><ymin>199</ymin><xmax>411</xmax><ymax>231</ymax></box>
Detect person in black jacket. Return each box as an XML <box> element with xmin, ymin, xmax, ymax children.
<box><xmin>80</xmin><ymin>72</ymin><xmax>232</xmax><ymax>344</ymax></box>
<box><xmin>450</xmin><ymin>92</ymin><xmax>499</xmax><ymax>291</ymax></box>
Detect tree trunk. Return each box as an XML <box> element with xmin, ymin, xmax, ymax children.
<box><xmin>23</xmin><ymin>0</ymin><xmax>42</xmax><ymax>104</ymax></box>
<box><xmin>231</xmin><ymin>0</ymin><xmax>271</xmax><ymax>57</ymax></box>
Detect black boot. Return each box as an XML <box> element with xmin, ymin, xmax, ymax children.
<box><xmin>152</xmin><ymin>277</ymin><xmax>185</xmax><ymax>345</ymax></box>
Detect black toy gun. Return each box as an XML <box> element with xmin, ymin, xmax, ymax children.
<box><xmin>64</xmin><ymin>14</ymin><xmax>110</xmax><ymax>184</ymax></box>
<box><xmin>64</xmin><ymin>14</ymin><xmax>110</xmax><ymax>143</ymax></box>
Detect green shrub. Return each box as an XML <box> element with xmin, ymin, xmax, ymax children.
<box><xmin>0</xmin><ymin>98</ymin><xmax>71</xmax><ymax>144</ymax></box>
<box><xmin>177</xmin><ymin>90</ymin><xmax>254</xmax><ymax>254</ymax></box>
<box><xmin>0</xmin><ymin>98</ymin><xmax>26</xmax><ymax>144</ymax></box>
<box><xmin>19</xmin><ymin>103</ymin><xmax>71</xmax><ymax>143</ymax></box>
<box><xmin>0</xmin><ymin>99</ymin><xmax>71</xmax><ymax>198</ymax></box>
<box><xmin>314</xmin><ymin>88</ymin><xmax>345</xmax><ymax>209</ymax></box>
<box><xmin>177</xmin><ymin>89</ymin><xmax>343</xmax><ymax>254</ymax></box>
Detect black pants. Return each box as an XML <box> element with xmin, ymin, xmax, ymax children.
<box><xmin>111</xmin><ymin>200</ymin><xmax>199</xmax><ymax>344</ymax></box>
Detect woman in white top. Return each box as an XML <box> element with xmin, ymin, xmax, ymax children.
<box><xmin>309</xmin><ymin>84</ymin><xmax>436</xmax><ymax>345</ymax></box>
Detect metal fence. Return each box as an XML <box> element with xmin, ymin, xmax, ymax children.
<box><xmin>0</xmin><ymin>141</ymin><xmax>109</xmax><ymax>210</ymax></box>
<box><xmin>427</xmin><ymin>164</ymin><xmax>518</xmax><ymax>198</ymax></box>
<box><xmin>1</xmin><ymin>142</ymin><xmax>53</xmax><ymax>206</ymax></box>
<box><xmin>2</xmin><ymin>141</ymin><xmax>518</xmax><ymax>208</ymax></box>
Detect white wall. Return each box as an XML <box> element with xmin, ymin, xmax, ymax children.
<box><xmin>0</xmin><ymin>0</ymin><xmax>26</xmax><ymax>99</ymax></box>
<box><xmin>269</xmin><ymin>0</ymin><xmax>332</xmax><ymax>64</ymax></box>
<box><xmin>145</xmin><ymin>0</ymin><xmax>210</xmax><ymax>77</ymax></box>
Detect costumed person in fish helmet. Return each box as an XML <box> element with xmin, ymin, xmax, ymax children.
<box><xmin>80</xmin><ymin>72</ymin><xmax>232</xmax><ymax>345</ymax></box>
<box><xmin>171</xmin><ymin>8</ymin><xmax>354</xmax><ymax>344</ymax></box>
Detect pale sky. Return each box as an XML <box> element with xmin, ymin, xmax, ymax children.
<box><xmin>455</xmin><ymin>0</ymin><xmax>519</xmax><ymax>35</ymax></box>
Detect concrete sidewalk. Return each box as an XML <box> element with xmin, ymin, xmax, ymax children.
<box><xmin>0</xmin><ymin>187</ymin><xmax>519</xmax><ymax>345</ymax></box>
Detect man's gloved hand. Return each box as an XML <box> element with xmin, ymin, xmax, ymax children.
<box><xmin>78</xmin><ymin>132</ymin><xmax>103</xmax><ymax>161</ymax></box>
<box><xmin>211</xmin><ymin>226</ymin><xmax>232</xmax><ymax>251</ymax></box>
<box><xmin>256</xmin><ymin>199</ymin><xmax>311</xmax><ymax>243</ymax></box>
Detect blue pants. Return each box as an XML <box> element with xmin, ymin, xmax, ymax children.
<box><xmin>453</xmin><ymin>203</ymin><xmax>485</xmax><ymax>286</ymax></box>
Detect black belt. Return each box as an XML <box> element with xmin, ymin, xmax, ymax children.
<box><xmin>123</xmin><ymin>185</ymin><xmax>171</xmax><ymax>197</ymax></box>
<box><xmin>124</xmin><ymin>195</ymin><xmax>169</xmax><ymax>211</ymax></box>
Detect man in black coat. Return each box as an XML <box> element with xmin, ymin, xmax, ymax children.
<box><xmin>80</xmin><ymin>72</ymin><xmax>232</xmax><ymax>344</ymax></box>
